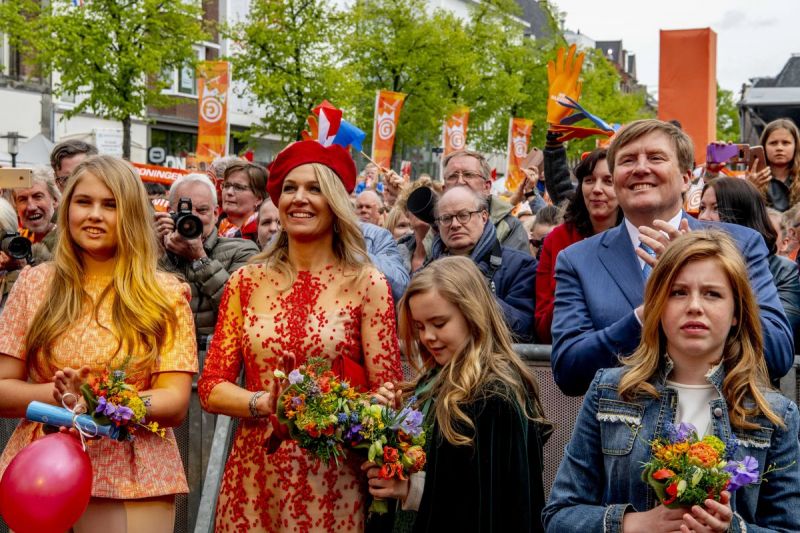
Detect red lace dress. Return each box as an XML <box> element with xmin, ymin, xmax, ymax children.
<box><xmin>198</xmin><ymin>263</ymin><xmax>402</xmax><ymax>532</ymax></box>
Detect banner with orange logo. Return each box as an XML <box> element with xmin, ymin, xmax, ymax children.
<box><xmin>196</xmin><ymin>61</ymin><xmax>230</xmax><ymax>165</ymax></box>
<box><xmin>371</xmin><ymin>90</ymin><xmax>406</xmax><ymax>168</ymax></box>
<box><xmin>505</xmin><ymin>117</ymin><xmax>534</xmax><ymax>192</ymax></box>
<box><xmin>442</xmin><ymin>106</ymin><xmax>470</xmax><ymax>157</ymax></box>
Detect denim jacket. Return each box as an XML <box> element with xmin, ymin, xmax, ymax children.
<box><xmin>543</xmin><ymin>361</ymin><xmax>800</xmax><ymax>533</ymax></box>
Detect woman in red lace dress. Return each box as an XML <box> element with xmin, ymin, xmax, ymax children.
<box><xmin>198</xmin><ymin>140</ymin><xmax>403</xmax><ymax>532</ymax></box>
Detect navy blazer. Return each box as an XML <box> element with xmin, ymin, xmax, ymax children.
<box><xmin>551</xmin><ymin>214</ymin><xmax>794</xmax><ymax>396</ymax></box>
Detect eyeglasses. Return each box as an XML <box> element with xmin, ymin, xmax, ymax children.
<box><xmin>221</xmin><ymin>182</ymin><xmax>252</xmax><ymax>193</ymax></box>
<box><xmin>436</xmin><ymin>209</ymin><xmax>483</xmax><ymax>227</ymax></box>
<box><xmin>529</xmin><ymin>238</ymin><xmax>546</xmax><ymax>248</ymax></box>
<box><xmin>55</xmin><ymin>175</ymin><xmax>70</xmax><ymax>188</ymax></box>
<box><xmin>444</xmin><ymin>170</ymin><xmax>485</xmax><ymax>184</ymax></box>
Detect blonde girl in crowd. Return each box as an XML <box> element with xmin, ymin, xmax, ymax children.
<box><xmin>365</xmin><ymin>256</ymin><xmax>549</xmax><ymax>532</ymax></box>
<box><xmin>543</xmin><ymin>231</ymin><xmax>800</xmax><ymax>532</ymax></box>
<box><xmin>0</xmin><ymin>155</ymin><xmax>197</xmax><ymax>532</ymax></box>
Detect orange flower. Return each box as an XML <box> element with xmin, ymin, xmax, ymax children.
<box><xmin>383</xmin><ymin>446</ymin><xmax>400</xmax><ymax>464</ymax></box>
<box><xmin>688</xmin><ymin>442</ymin><xmax>719</xmax><ymax>468</ymax></box>
<box><xmin>652</xmin><ymin>468</ymin><xmax>675</xmax><ymax>481</ymax></box>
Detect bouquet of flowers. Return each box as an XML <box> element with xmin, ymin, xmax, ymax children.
<box><xmin>274</xmin><ymin>358</ymin><xmax>364</xmax><ymax>465</ymax></box>
<box><xmin>273</xmin><ymin>358</ymin><xmax>428</xmax><ymax>514</ymax></box>
<box><xmin>354</xmin><ymin>397</ymin><xmax>427</xmax><ymax>514</ymax></box>
<box><xmin>642</xmin><ymin>422</ymin><xmax>760</xmax><ymax>508</ymax></box>
<box><xmin>79</xmin><ymin>369</ymin><xmax>164</xmax><ymax>442</ymax></box>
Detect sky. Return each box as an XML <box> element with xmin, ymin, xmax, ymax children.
<box><xmin>552</xmin><ymin>0</ymin><xmax>799</xmax><ymax>99</ymax></box>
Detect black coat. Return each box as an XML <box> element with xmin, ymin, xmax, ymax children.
<box><xmin>412</xmin><ymin>387</ymin><xmax>546</xmax><ymax>533</ymax></box>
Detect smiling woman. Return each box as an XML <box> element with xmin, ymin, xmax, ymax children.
<box><xmin>198</xmin><ymin>140</ymin><xmax>402</xmax><ymax>532</ymax></box>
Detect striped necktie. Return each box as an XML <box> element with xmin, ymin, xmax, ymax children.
<box><xmin>640</xmin><ymin>242</ymin><xmax>655</xmax><ymax>279</ymax></box>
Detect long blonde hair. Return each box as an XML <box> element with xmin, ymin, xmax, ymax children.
<box><xmin>25</xmin><ymin>155</ymin><xmax>178</xmax><ymax>381</ymax></box>
<box><xmin>251</xmin><ymin>163</ymin><xmax>369</xmax><ymax>286</ymax></box>
<box><xmin>398</xmin><ymin>256</ymin><xmax>548</xmax><ymax>447</ymax></box>
<box><xmin>618</xmin><ymin>230</ymin><xmax>784</xmax><ymax>430</ymax></box>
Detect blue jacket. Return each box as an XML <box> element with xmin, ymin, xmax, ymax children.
<box><xmin>551</xmin><ymin>215</ymin><xmax>793</xmax><ymax>396</ymax></box>
<box><xmin>361</xmin><ymin>222</ymin><xmax>409</xmax><ymax>304</ymax></box>
<box><xmin>428</xmin><ymin>229</ymin><xmax>537</xmax><ymax>342</ymax></box>
<box><xmin>543</xmin><ymin>363</ymin><xmax>800</xmax><ymax>533</ymax></box>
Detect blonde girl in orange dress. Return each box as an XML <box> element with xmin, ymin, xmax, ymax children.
<box><xmin>0</xmin><ymin>155</ymin><xmax>197</xmax><ymax>532</ymax></box>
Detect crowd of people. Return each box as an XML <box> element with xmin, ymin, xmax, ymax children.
<box><xmin>0</xmin><ymin>114</ymin><xmax>798</xmax><ymax>532</ymax></box>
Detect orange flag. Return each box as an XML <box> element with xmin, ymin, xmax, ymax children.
<box><xmin>196</xmin><ymin>61</ymin><xmax>230</xmax><ymax>165</ymax></box>
<box><xmin>442</xmin><ymin>106</ymin><xmax>470</xmax><ymax>156</ymax></box>
<box><xmin>371</xmin><ymin>91</ymin><xmax>406</xmax><ymax>168</ymax></box>
<box><xmin>505</xmin><ymin>117</ymin><xmax>534</xmax><ymax>192</ymax></box>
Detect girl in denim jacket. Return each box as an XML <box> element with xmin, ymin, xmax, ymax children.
<box><xmin>544</xmin><ymin>230</ymin><xmax>800</xmax><ymax>533</ymax></box>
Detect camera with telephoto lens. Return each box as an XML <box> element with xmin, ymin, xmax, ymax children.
<box><xmin>171</xmin><ymin>197</ymin><xmax>203</xmax><ymax>239</ymax></box>
<box><xmin>1</xmin><ymin>232</ymin><xmax>32</xmax><ymax>260</ymax></box>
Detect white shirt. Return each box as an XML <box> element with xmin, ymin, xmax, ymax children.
<box><xmin>666</xmin><ymin>380</ymin><xmax>720</xmax><ymax>438</ymax></box>
<box><xmin>623</xmin><ymin>210</ymin><xmax>684</xmax><ymax>270</ymax></box>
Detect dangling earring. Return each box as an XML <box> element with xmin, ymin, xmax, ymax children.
<box><xmin>333</xmin><ymin>220</ymin><xmax>340</xmax><ymax>233</ymax></box>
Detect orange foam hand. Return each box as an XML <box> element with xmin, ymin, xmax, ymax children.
<box><xmin>547</xmin><ymin>44</ymin><xmax>585</xmax><ymax>125</ymax></box>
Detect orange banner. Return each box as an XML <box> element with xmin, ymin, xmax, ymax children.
<box><xmin>132</xmin><ymin>162</ymin><xmax>189</xmax><ymax>186</ymax></box>
<box><xmin>196</xmin><ymin>61</ymin><xmax>230</xmax><ymax>164</ymax></box>
<box><xmin>505</xmin><ymin>117</ymin><xmax>534</xmax><ymax>192</ymax></box>
<box><xmin>442</xmin><ymin>106</ymin><xmax>469</xmax><ymax>156</ymax></box>
<box><xmin>658</xmin><ymin>28</ymin><xmax>716</xmax><ymax>164</ymax></box>
<box><xmin>371</xmin><ymin>90</ymin><xmax>406</xmax><ymax>168</ymax></box>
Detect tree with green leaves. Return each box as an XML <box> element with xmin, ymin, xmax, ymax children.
<box><xmin>342</xmin><ymin>0</ymin><xmax>473</xmax><ymax>160</ymax></box>
<box><xmin>226</xmin><ymin>0</ymin><xmax>357</xmax><ymax>144</ymax></box>
<box><xmin>0</xmin><ymin>0</ymin><xmax>208</xmax><ymax>159</ymax></box>
<box><xmin>717</xmin><ymin>84</ymin><xmax>740</xmax><ymax>142</ymax></box>
<box><xmin>463</xmin><ymin>0</ymin><xmax>559</xmax><ymax>153</ymax></box>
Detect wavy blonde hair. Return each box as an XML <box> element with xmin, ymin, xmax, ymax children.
<box><xmin>618</xmin><ymin>230</ymin><xmax>784</xmax><ymax>430</ymax></box>
<box><xmin>251</xmin><ymin>163</ymin><xmax>369</xmax><ymax>287</ymax></box>
<box><xmin>398</xmin><ymin>256</ymin><xmax>548</xmax><ymax>447</ymax></box>
<box><xmin>25</xmin><ymin>155</ymin><xmax>178</xmax><ymax>381</ymax></box>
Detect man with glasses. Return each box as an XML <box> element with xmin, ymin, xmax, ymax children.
<box><xmin>50</xmin><ymin>140</ymin><xmax>98</xmax><ymax>192</ymax></box>
<box><xmin>442</xmin><ymin>149</ymin><xmax>530</xmax><ymax>254</ymax></box>
<box><xmin>425</xmin><ymin>186</ymin><xmax>536</xmax><ymax>341</ymax></box>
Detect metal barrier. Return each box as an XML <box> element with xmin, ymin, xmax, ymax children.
<box><xmin>1</xmin><ymin>348</ymin><xmax>798</xmax><ymax>533</ymax></box>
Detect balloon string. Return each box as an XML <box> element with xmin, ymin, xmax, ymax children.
<box><xmin>61</xmin><ymin>393</ymin><xmax>98</xmax><ymax>452</ymax></box>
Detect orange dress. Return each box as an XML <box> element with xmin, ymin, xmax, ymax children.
<box><xmin>0</xmin><ymin>264</ymin><xmax>198</xmax><ymax>499</ymax></box>
<box><xmin>198</xmin><ymin>263</ymin><xmax>402</xmax><ymax>532</ymax></box>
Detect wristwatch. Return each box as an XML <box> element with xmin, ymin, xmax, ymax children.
<box><xmin>191</xmin><ymin>257</ymin><xmax>211</xmax><ymax>272</ymax></box>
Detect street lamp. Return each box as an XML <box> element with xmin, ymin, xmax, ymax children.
<box><xmin>1</xmin><ymin>132</ymin><xmax>26</xmax><ymax>168</ymax></box>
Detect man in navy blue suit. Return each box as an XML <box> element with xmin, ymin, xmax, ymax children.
<box><xmin>551</xmin><ymin>119</ymin><xmax>793</xmax><ymax>396</ymax></box>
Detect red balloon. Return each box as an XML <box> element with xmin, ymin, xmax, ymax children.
<box><xmin>0</xmin><ymin>432</ymin><xmax>92</xmax><ymax>533</ymax></box>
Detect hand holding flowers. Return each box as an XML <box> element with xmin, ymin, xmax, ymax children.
<box><xmin>78</xmin><ymin>368</ymin><xmax>165</xmax><ymax>441</ymax></box>
<box><xmin>642</xmin><ymin>422</ymin><xmax>761</xmax><ymax>510</ymax></box>
<box><xmin>273</xmin><ymin>360</ymin><xmax>428</xmax><ymax>514</ymax></box>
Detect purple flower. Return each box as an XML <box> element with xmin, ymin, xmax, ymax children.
<box><xmin>396</xmin><ymin>407</ymin><xmax>424</xmax><ymax>437</ymax></box>
<box><xmin>668</xmin><ymin>422</ymin><xmax>697</xmax><ymax>443</ymax></box>
<box><xmin>291</xmin><ymin>396</ymin><xmax>304</xmax><ymax>407</ymax></box>
<box><xmin>724</xmin><ymin>456</ymin><xmax>760</xmax><ymax>491</ymax></box>
<box><xmin>337</xmin><ymin>413</ymin><xmax>349</xmax><ymax>424</ymax></box>
<box><xmin>109</xmin><ymin>405</ymin><xmax>134</xmax><ymax>424</ymax></box>
<box><xmin>345</xmin><ymin>424</ymin><xmax>363</xmax><ymax>441</ymax></box>
<box><xmin>288</xmin><ymin>369</ymin><xmax>304</xmax><ymax>385</ymax></box>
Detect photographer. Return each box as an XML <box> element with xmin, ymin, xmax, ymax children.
<box><xmin>155</xmin><ymin>174</ymin><xmax>259</xmax><ymax>351</ymax></box>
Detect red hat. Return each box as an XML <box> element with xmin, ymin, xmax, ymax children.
<box><xmin>266</xmin><ymin>141</ymin><xmax>356</xmax><ymax>204</ymax></box>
